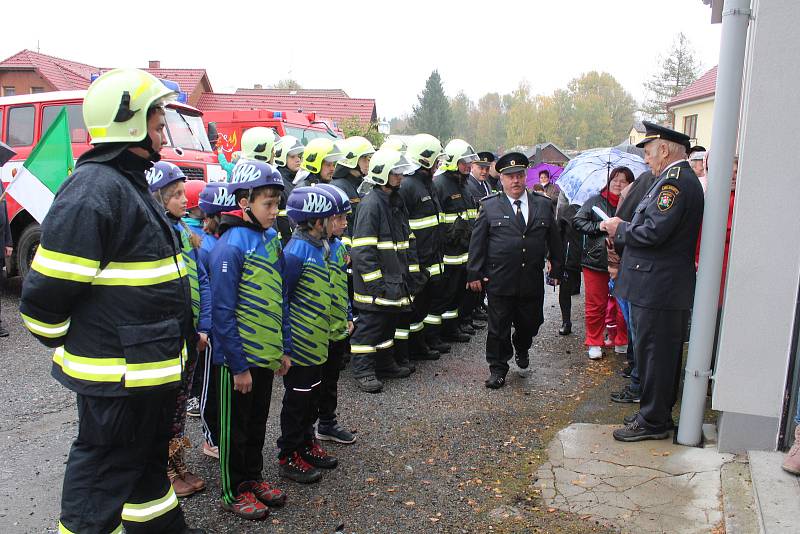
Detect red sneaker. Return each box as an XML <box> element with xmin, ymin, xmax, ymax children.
<box><xmin>241</xmin><ymin>480</ymin><xmax>287</xmax><ymax>507</ymax></box>
<box><xmin>279</xmin><ymin>451</ymin><xmax>322</xmax><ymax>484</ymax></box>
<box><xmin>301</xmin><ymin>440</ymin><xmax>338</xmax><ymax>469</ymax></box>
<box><xmin>220</xmin><ymin>491</ymin><xmax>268</xmax><ymax>520</ymax></box>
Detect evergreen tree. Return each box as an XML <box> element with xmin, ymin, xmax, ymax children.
<box><xmin>409</xmin><ymin>70</ymin><xmax>453</xmax><ymax>141</ymax></box>
<box><xmin>642</xmin><ymin>33</ymin><xmax>701</xmax><ymax>123</ymax></box>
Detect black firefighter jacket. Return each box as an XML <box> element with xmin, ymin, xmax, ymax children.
<box><xmin>20</xmin><ymin>146</ymin><xmax>192</xmax><ymax>397</ymax></box>
<box><xmin>467</xmin><ymin>191</ymin><xmax>563</xmax><ymax>297</ymax></box>
<box><xmin>331</xmin><ymin>169</ymin><xmax>364</xmax><ymax>248</ymax></box>
<box><xmin>433</xmin><ymin>171</ymin><xmax>477</xmax><ymax>269</ymax></box>
<box><xmin>613</xmin><ymin>161</ymin><xmax>704</xmax><ymax>310</ymax></box>
<box><xmin>350</xmin><ymin>186</ymin><xmax>422</xmax><ymax>312</ymax></box>
<box><xmin>398</xmin><ymin>169</ymin><xmax>445</xmax><ymax>280</ymax></box>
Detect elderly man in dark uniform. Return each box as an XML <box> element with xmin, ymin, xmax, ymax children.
<box><xmin>602</xmin><ymin>121</ymin><xmax>704</xmax><ymax>441</ymax></box>
<box><xmin>467</xmin><ymin>152</ymin><xmax>563</xmax><ymax>389</ymax></box>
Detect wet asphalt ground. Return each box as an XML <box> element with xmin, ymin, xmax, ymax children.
<box><xmin>0</xmin><ymin>275</ymin><xmax>638</xmax><ymax>534</ymax></box>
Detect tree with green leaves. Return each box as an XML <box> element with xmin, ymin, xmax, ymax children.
<box><xmin>450</xmin><ymin>91</ymin><xmax>476</xmax><ymax>141</ymax></box>
<box><xmin>338</xmin><ymin>116</ymin><xmax>385</xmax><ymax>148</ymax></box>
<box><xmin>272</xmin><ymin>79</ymin><xmax>302</xmax><ymax>90</ymax></box>
<box><xmin>409</xmin><ymin>70</ymin><xmax>453</xmax><ymax>141</ymax></box>
<box><xmin>642</xmin><ymin>33</ymin><xmax>701</xmax><ymax>123</ymax></box>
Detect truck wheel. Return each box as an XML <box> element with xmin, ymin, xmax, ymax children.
<box><xmin>16</xmin><ymin>223</ymin><xmax>41</xmax><ymax>279</ymax></box>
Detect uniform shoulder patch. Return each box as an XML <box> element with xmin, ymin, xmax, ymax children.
<box><xmin>480</xmin><ymin>192</ymin><xmax>500</xmax><ymax>202</ymax></box>
<box><xmin>656</xmin><ymin>186</ymin><xmax>677</xmax><ymax>211</ymax></box>
<box><xmin>667</xmin><ymin>166</ymin><xmax>681</xmax><ymax>180</ymax></box>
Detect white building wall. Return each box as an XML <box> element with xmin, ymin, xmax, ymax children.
<box><xmin>713</xmin><ymin>0</ymin><xmax>800</xmax><ymax>450</ymax></box>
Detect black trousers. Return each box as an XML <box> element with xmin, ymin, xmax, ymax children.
<box><xmin>350</xmin><ymin>309</ymin><xmax>399</xmax><ymax>378</ymax></box>
<box><xmin>418</xmin><ymin>275</ymin><xmax>443</xmax><ymax>344</ymax></box>
<box><xmin>218</xmin><ymin>365</ymin><xmax>273</xmax><ymax>504</ymax></box>
<box><xmin>59</xmin><ymin>390</ymin><xmax>187</xmax><ymax>534</ymax></box>
<box><xmin>431</xmin><ymin>266</ymin><xmax>465</xmax><ymax>334</ymax></box>
<box><xmin>460</xmin><ymin>286</ymin><xmax>481</xmax><ymax>325</ymax></box>
<box><xmin>318</xmin><ymin>338</ymin><xmax>347</xmax><ymax>423</ymax></box>
<box><xmin>485</xmin><ymin>292</ymin><xmax>544</xmax><ymax>376</ymax></box>
<box><xmin>558</xmin><ymin>268</ymin><xmax>582</xmax><ymax>323</ymax></box>
<box><xmin>278</xmin><ymin>364</ymin><xmax>323</xmax><ymax>457</ymax></box>
<box><xmin>630</xmin><ymin>304</ymin><xmax>690</xmax><ymax>430</ymax></box>
<box><xmin>199</xmin><ymin>347</ymin><xmax>218</xmax><ymax>447</ymax></box>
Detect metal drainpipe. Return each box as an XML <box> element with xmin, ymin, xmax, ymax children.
<box><xmin>677</xmin><ymin>0</ymin><xmax>752</xmax><ymax>446</ymax></box>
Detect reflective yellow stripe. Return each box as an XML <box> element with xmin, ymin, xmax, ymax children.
<box><xmin>443</xmin><ymin>253</ymin><xmax>469</xmax><ymax>265</ymax></box>
<box><xmin>394</xmin><ymin>329</ymin><xmax>410</xmax><ymax>340</ymax></box>
<box><xmin>410</xmin><ymin>321</ymin><xmax>425</xmax><ymax>332</ymax></box>
<box><xmin>278</xmin><ymin>209</ymin><xmax>288</xmax><ymax>217</ymax></box>
<box><xmin>53</xmin><ymin>347</ymin><xmax>126</xmax><ymax>382</ymax></box>
<box><xmin>341</xmin><ymin>236</ymin><xmax>353</xmax><ymax>247</ymax></box>
<box><xmin>442</xmin><ymin>212</ymin><xmax>467</xmax><ymax>224</ymax></box>
<box><xmin>350</xmin><ymin>344</ymin><xmax>376</xmax><ymax>354</ymax></box>
<box><xmin>423</xmin><ymin>314</ymin><xmax>442</xmax><ymax>325</ymax></box>
<box><xmin>21</xmin><ymin>313</ymin><xmax>70</xmax><ymax>338</ymax></box>
<box><xmin>125</xmin><ymin>355</ymin><xmax>183</xmax><ymax>388</ymax></box>
<box><xmin>362</xmin><ymin>269</ymin><xmax>383</xmax><ymax>282</ymax></box>
<box><xmin>409</xmin><ymin>232</ymin><xmax>416</xmax><ymax>240</ymax></box>
<box><xmin>352</xmin><ymin>237</ymin><xmax>378</xmax><ymax>247</ymax></box>
<box><xmin>122</xmin><ymin>486</ymin><xmax>179</xmax><ymax>522</ymax></box>
<box><xmin>354</xmin><ymin>293</ymin><xmax>411</xmax><ymax>307</ymax></box>
<box><xmin>58</xmin><ymin>521</ymin><xmax>115</xmax><ymax>534</ymax></box>
<box><xmin>427</xmin><ymin>263</ymin><xmax>443</xmax><ymax>276</ymax></box>
<box><xmin>442</xmin><ymin>309</ymin><xmax>459</xmax><ymax>319</ymax></box>
<box><xmin>31</xmin><ymin>246</ymin><xmax>100</xmax><ymax>283</ymax></box>
<box><xmin>93</xmin><ymin>256</ymin><xmax>187</xmax><ymax>286</ymax></box>
<box><xmin>466</xmin><ymin>208</ymin><xmax>478</xmax><ymax>219</ymax></box>
<box><xmin>376</xmin><ymin>339</ymin><xmax>395</xmax><ymax>350</ymax></box>
<box><xmin>408</xmin><ymin>264</ymin><xmax>420</xmax><ymax>273</ymax></box>
<box><xmin>409</xmin><ymin>215</ymin><xmax>439</xmax><ymax>230</ymax></box>
<box><xmin>376</xmin><ymin>240</ymin><xmax>410</xmax><ymax>251</ymax></box>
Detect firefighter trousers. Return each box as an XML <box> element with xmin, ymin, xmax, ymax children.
<box><xmin>350</xmin><ymin>309</ymin><xmax>399</xmax><ymax>379</ymax></box>
<box><xmin>430</xmin><ymin>266</ymin><xmax>465</xmax><ymax>335</ymax></box>
<box><xmin>58</xmin><ymin>390</ymin><xmax>187</xmax><ymax>534</ymax></box>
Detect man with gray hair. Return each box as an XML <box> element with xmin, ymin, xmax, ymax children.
<box><xmin>601</xmin><ymin>121</ymin><xmax>704</xmax><ymax>442</ymax></box>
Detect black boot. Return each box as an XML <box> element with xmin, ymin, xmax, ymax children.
<box><xmin>558</xmin><ymin>321</ymin><xmax>572</xmax><ymax>335</ymax></box>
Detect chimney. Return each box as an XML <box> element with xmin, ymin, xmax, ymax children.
<box><xmin>149</xmin><ymin>60</ymin><xmax>160</xmax><ymax>69</ymax></box>
<box><xmin>254</xmin><ymin>84</ymin><xmax>263</xmax><ymax>89</ymax></box>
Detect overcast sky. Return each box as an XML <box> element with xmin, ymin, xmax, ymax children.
<box><xmin>3</xmin><ymin>0</ymin><xmax>721</xmax><ymax>119</ymax></box>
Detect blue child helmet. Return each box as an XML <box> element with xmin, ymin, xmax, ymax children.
<box><xmin>313</xmin><ymin>183</ymin><xmax>351</xmax><ymax>215</ymax></box>
<box><xmin>227</xmin><ymin>159</ymin><xmax>284</xmax><ymax>193</ymax></box>
<box><xmin>199</xmin><ymin>182</ymin><xmax>237</xmax><ymax>215</ymax></box>
<box><xmin>146</xmin><ymin>161</ymin><xmax>186</xmax><ymax>192</ymax></box>
<box><xmin>286</xmin><ymin>186</ymin><xmax>338</xmax><ymax>223</ymax></box>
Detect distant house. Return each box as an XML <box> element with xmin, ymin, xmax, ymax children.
<box><xmin>628</xmin><ymin>120</ymin><xmax>647</xmax><ymax>146</ymax></box>
<box><xmin>522</xmin><ymin>143</ymin><xmax>570</xmax><ymax>165</ymax></box>
<box><xmin>237</xmin><ymin>86</ymin><xmax>350</xmax><ymax>98</ymax></box>
<box><xmin>0</xmin><ymin>50</ymin><xmax>213</xmax><ymax>108</ymax></box>
<box><xmin>197</xmin><ymin>92</ymin><xmax>377</xmax><ymax>127</ymax></box>
<box><xmin>667</xmin><ymin>65</ymin><xmax>717</xmax><ymax>148</ymax></box>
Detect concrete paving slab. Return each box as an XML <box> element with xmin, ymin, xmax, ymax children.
<box><xmin>536</xmin><ymin>423</ymin><xmax>735</xmax><ymax>534</ymax></box>
<box><xmin>749</xmin><ymin>450</ymin><xmax>800</xmax><ymax>533</ymax></box>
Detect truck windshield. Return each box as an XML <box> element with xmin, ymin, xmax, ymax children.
<box><xmin>284</xmin><ymin>126</ymin><xmax>339</xmax><ymax>145</ymax></box>
<box><xmin>164</xmin><ymin>108</ymin><xmax>212</xmax><ymax>152</ymax></box>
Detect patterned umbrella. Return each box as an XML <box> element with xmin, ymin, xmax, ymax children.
<box><xmin>557</xmin><ymin>148</ymin><xmax>649</xmax><ymax>206</ymax></box>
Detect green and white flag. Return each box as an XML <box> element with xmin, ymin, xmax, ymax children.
<box><xmin>6</xmin><ymin>107</ymin><xmax>74</xmax><ymax>223</ymax></box>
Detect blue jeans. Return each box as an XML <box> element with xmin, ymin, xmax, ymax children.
<box><xmin>610</xmin><ymin>279</ymin><xmax>640</xmax><ymax>393</ymax></box>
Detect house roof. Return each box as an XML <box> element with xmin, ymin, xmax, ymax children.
<box><xmin>668</xmin><ymin>66</ymin><xmax>718</xmax><ymax>108</ymax></box>
<box><xmin>97</xmin><ymin>67</ymin><xmax>213</xmax><ymax>95</ymax></box>
<box><xmin>0</xmin><ymin>49</ymin><xmax>97</xmax><ymax>90</ymax></box>
<box><xmin>631</xmin><ymin>120</ymin><xmax>647</xmax><ymax>133</ymax></box>
<box><xmin>198</xmin><ymin>92</ymin><xmax>377</xmax><ymax>124</ymax></box>
<box><xmin>236</xmin><ymin>88</ymin><xmax>349</xmax><ymax>98</ymax></box>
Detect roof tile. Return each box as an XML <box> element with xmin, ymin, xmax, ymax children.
<box><xmin>668</xmin><ymin>66</ymin><xmax>717</xmax><ymax>108</ymax></box>
<box><xmin>198</xmin><ymin>93</ymin><xmax>377</xmax><ymax>124</ymax></box>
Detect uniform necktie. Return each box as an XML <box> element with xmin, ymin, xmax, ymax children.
<box><xmin>514</xmin><ymin>199</ymin><xmax>525</xmax><ymax>230</ymax></box>
<box><xmin>483</xmin><ymin>181</ymin><xmax>490</xmax><ymax>196</ymax></box>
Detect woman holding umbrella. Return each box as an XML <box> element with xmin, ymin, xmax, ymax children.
<box><xmin>572</xmin><ymin>166</ymin><xmax>634</xmax><ymax>360</ymax></box>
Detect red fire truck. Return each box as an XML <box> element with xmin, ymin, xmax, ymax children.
<box><xmin>203</xmin><ymin>109</ymin><xmax>342</xmax><ymax>158</ymax></box>
<box><xmin>0</xmin><ymin>90</ymin><xmax>226</xmax><ymax>277</ymax></box>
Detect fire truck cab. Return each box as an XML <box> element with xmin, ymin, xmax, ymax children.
<box><xmin>0</xmin><ymin>89</ymin><xmax>225</xmax><ymax>277</ymax></box>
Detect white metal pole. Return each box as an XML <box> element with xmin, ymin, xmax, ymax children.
<box><xmin>677</xmin><ymin>0</ymin><xmax>752</xmax><ymax>446</ymax></box>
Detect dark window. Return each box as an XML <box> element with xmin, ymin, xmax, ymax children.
<box><xmin>43</xmin><ymin>104</ymin><xmax>87</xmax><ymax>143</ymax></box>
<box><xmin>3</xmin><ymin>86</ymin><xmax>15</xmax><ymax>96</ymax></box>
<box><xmin>7</xmin><ymin>106</ymin><xmax>35</xmax><ymax>146</ymax></box>
<box><xmin>31</xmin><ymin>87</ymin><xmax>45</xmax><ymax>94</ymax></box>
<box><xmin>683</xmin><ymin>114</ymin><xmax>698</xmax><ymax>140</ymax></box>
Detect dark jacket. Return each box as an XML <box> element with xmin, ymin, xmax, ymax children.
<box><xmin>467</xmin><ymin>191</ymin><xmax>563</xmax><ymax>297</ymax></box>
<box><xmin>557</xmin><ymin>197</ymin><xmax>582</xmax><ymax>273</ymax></box>
<box><xmin>572</xmin><ymin>193</ymin><xmax>617</xmax><ymax>272</ymax></box>
<box><xmin>398</xmin><ymin>168</ymin><xmax>444</xmax><ymax>278</ymax></box>
<box><xmin>0</xmin><ymin>180</ymin><xmax>11</xmax><ymax>266</ymax></box>
<box><xmin>350</xmin><ymin>186</ymin><xmax>418</xmax><ymax>312</ymax></box>
<box><xmin>615</xmin><ymin>171</ymin><xmax>657</xmax><ymax>222</ymax></box>
<box><xmin>613</xmin><ymin>161</ymin><xmax>704</xmax><ymax>310</ymax></box>
<box><xmin>331</xmin><ymin>169</ymin><xmax>364</xmax><ymax>248</ymax></box>
<box><xmin>542</xmin><ymin>182</ymin><xmax>560</xmax><ymax>215</ymax></box>
<box><xmin>433</xmin><ymin>170</ymin><xmax>477</xmax><ymax>269</ymax></box>
<box><xmin>465</xmin><ymin>174</ymin><xmax>494</xmax><ymax>206</ymax></box>
<box><xmin>276</xmin><ymin>165</ymin><xmax>297</xmax><ymax>247</ymax></box>
<box><xmin>20</xmin><ymin>146</ymin><xmax>191</xmax><ymax>397</ymax></box>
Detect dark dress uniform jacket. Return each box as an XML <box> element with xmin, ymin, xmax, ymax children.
<box><xmin>613</xmin><ymin>161</ymin><xmax>704</xmax><ymax>310</ymax></box>
<box><xmin>465</xmin><ymin>174</ymin><xmax>493</xmax><ymax>206</ymax></box>
<box><xmin>467</xmin><ymin>191</ymin><xmax>563</xmax><ymax>297</ymax></box>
